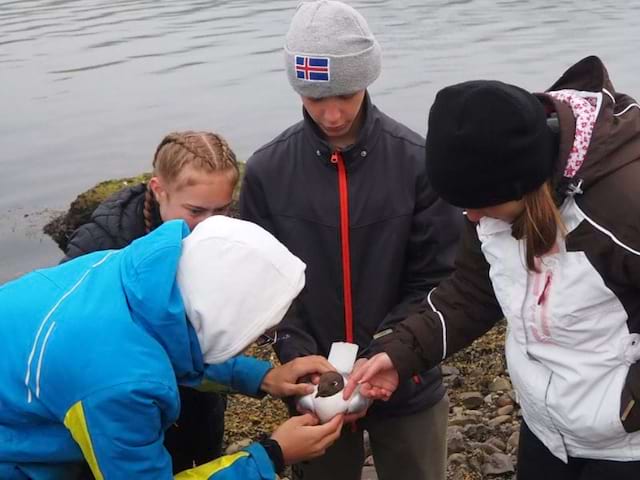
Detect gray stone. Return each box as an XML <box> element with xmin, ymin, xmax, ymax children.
<box><xmin>507</xmin><ymin>431</ymin><xmax>520</xmax><ymax>452</ymax></box>
<box><xmin>489</xmin><ymin>376</ymin><xmax>512</xmax><ymax>392</ymax></box>
<box><xmin>484</xmin><ymin>393</ymin><xmax>494</xmax><ymax>405</ymax></box>
<box><xmin>449</xmin><ymin>416</ymin><xmax>477</xmax><ymax>427</ymax></box>
<box><xmin>488</xmin><ymin>415</ymin><xmax>512</xmax><ymax>428</ymax></box>
<box><xmin>468</xmin><ymin>453</ymin><xmax>485</xmax><ymax>473</ymax></box>
<box><xmin>470</xmin><ymin>441</ymin><xmax>501</xmax><ymax>455</ymax></box>
<box><xmin>486</xmin><ymin>436</ymin><xmax>507</xmax><ymax>452</ymax></box>
<box><xmin>497</xmin><ymin>405</ymin><xmax>515</xmax><ymax>416</ymax></box>
<box><xmin>459</xmin><ymin>391</ymin><xmax>484</xmax><ymax>409</ymax></box>
<box><xmin>447</xmin><ymin>453</ymin><xmax>467</xmax><ymax>466</ymax></box>
<box><xmin>225</xmin><ymin>438</ymin><xmax>252</xmax><ymax>455</ymax></box>
<box><xmin>441</xmin><ymin>365</ymin><xmax>460</xmax><ymax>376</ymax></box>
<box><xmin>447</xmin><ymin>430</ymin><xmax>466</xmax><ymax>454</ymax></box>
<box><xmin>444</xmin><ymin>374</ymin><xmax>462</xmax><ymax>388</ymax></box>
<box><xmin>463</xmin><ymin>423</ymin><xmax>492</xmax><ymax>439</ymax></box>
<box><xmin>496</xmin><ymin>393</ymin><xmax>514</xmax><ymax>407</ymax></box>
<box><xmin>481</xmin><ymin>453</ymin><xmax>515</xmax><ymax>475</ymax></box>
<box><xmin>465</xmin><ymin>409</ymin><xmax>484</xmax><ymax>420</ymax></box>
<box><xmin>450</xmin><ymin>470</ymin><xmax>468</xmax><ymax>480</ymax></box>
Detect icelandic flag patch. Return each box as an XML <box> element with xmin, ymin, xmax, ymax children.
<box><xmin>295</xmin><ymin>55</ymin><xmax>330</xmax><ymax>82</ymax></box>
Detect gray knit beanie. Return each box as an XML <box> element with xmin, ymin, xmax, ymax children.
<box><xmin>284</xmin><ymin>1</ymin><xmax>382</xmax><ymax>98</ymax></box>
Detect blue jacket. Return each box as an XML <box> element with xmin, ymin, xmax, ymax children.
<box><xmin>0</xmin><ymin>220</ymin><xmax>276</xmax><ymax>480</ymax></box>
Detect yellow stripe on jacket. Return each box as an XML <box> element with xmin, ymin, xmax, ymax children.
<box><xmin>175</xmin><ymin>451</ymin><xmax>250</xmax><ymax>479</ymax></box>
<box><xmin>63</xmin><ymin>400</ymin><xmax>104</xmax><ymax>480</ymax></box>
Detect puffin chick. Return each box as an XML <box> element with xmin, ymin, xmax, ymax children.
<box><xmin>316</xmin><ymin>371</ymin><xmax>344</xmax><ymax>398</ymax></box>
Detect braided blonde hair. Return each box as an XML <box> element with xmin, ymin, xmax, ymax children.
<box><xmin>144</xmin><ymin>131</ymin><xmax>239</xmax><ymax>233</ymax></box>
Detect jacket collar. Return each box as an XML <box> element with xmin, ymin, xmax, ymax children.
<box><xmin>302</xmin><ymin>91</ymin><xmax>383</xmax><ymax>165</ymax></box>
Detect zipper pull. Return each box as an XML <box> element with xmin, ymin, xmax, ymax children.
<box><xmin>330</xmin><ymin>152</ymin><xmax>339</xmax><ymax>164</ymax></box>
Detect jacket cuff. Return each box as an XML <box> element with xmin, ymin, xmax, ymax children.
<box><xmin>374</xmin><ymin>334</ymin><xmax>425</xmax><ymax>382</ymax></box>
<box><xmin>232</xmin><ymin>356</ymin><xmax>273</xmax><ymax>397</ymax></box>
<box><xmin>244</xmin><ymin>442</ymin><xmax>278</xmax><ymax>479</ymax></box>
<box><xmin>203</xmin><ymin>356</ymin><xmax>272</xmax><ymax>397</ymax></box>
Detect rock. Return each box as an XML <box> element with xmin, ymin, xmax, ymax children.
<box><xmin>464</xmin><ymin>409</ymin><xmax>483</xmax><ymax>417</ymax></box>
<box><xmin>450</xmin><ymin>470</ymin><xmax>468</xmax><ymax>480</ymax></box>
<box><xmin>486</xmin><ymin>436</ymin><xmax>507</xmax><ymax>452</ymax></box>
<box><xmin>447</xmin><ymin>430</ymin><xmax>467</xmax><ymax>454</ymax></box>
<box><xmin>443</xmin><ymin>374</ymin><xmax>462</xmax><ymax>388</ymax></box>
<box><xmin>43</xmin><ymin>164</ymin><xmax>247</xmax><ymax>250</ymax></box>
<box><xmin>468</xmin><ymin>452</ymin><xmax>485</xmax><ymax>473</ymax></box>
<box><xmin>452</xmin><ymin>406</ymin><xmax>464</xmax><ymax>416</ymax></box>
<box><xmin>225</xmin><ymin>438</ymin><xmax>252</xmax><ymax>455</ymax></box>
<box><xmin>484</xmin><ymin>393</ymin><xmax>494</xmax><ymax>405</ymax></box>
<box><xmin>442</xmin><ymin>365</ymin><xmax>460</xmax><ymax>376</ymax></box>
<box><xmin>43</xmin><ymin>174</ymin><xmax>151</xmax><ymax>250</ymax></box>
<box><xmin>497</xmin><ymin>405</ymin><xmax>514</xmax><ymax>416</ymax></box>
<box><xmin>447</xmin><ymin>453</ymin><xmax>467</xmax><ymax>466</ymax></box>
<box><xmin>481</xmin><ymin>453</ymin><xmax>515</xmax><ymax>475</ymax></box>
<box><xmin>459</xmin><ymin>392</ymin><xmax>484</xmax><ymax>409</ymax></box>
<box><xmin>507</xmin><ymin>431</ymin><xmax>520</xmax><ymax>452</ymax></box>
<box><xmin>449</xmin><ymin>416</ymin><xmax>478</xmax><ymax>427</ymax></box>
<box><xmin>463</xmin><ymin>423</ymin><xmax>492</xmax><ymax>440</ymax></box>
<box><xmin>488</xmin><ymin>415</ymin><xmax>512</xmax><ymax>428</ymax></box>
<box><xmin>489</xmin><ymin>377</ymin><xmax>512</xmax><ymax>392</ymax></box>
<box><xmin>469</xmin><ymin>441</ymin><xmax>501</xmax><ymax>455</ymax></box>
<box><xmin>496</xmin><ymin>393</ymin><xmax>514</xmax><ymax>407</ymax></box>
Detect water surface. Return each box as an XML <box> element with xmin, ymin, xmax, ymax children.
<box><xmin>2</xmin><ymin>0</ymin><xmax>639</xmax><ymax>281</ymax></box>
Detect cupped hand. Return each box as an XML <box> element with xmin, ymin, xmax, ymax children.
<box><xmin>343</xmin><ymin>353</ymin><xmax>399</xmax><ymax>401</ymax></box>
<box><xmin>261</xmin><ymin>355</ymin><xmax>336</xmax><ymax>398</ymax></box>
<box><xmin>271</xmin><ymin>413</ymin><xmax>344</xmax><ymax>464</ymax></box>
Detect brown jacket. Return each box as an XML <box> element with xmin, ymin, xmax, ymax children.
<box><xmin>373</xmin><ymin>56</ymin><xmax>640</xmax><ymax>461</ymax></box>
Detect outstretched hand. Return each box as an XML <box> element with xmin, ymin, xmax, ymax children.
<box><xmin>271</xmin><ymin>413</ymin><xmax>344</xmax><ymax>464</ymax></box>
<box><xmin>343</xmin><ymin>353</ymin><xmax>399</xmax><ymax>401</ymax></box>
<box><xmin>261</xmin><ymin>355</ymin><xmax>336</xmax><ymax>398</ymax></box>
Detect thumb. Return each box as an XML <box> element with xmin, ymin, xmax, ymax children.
<box><xmin>316</xmin><ymin>413</ymin><xmax>344</xmax><ymax>435</ymax></box>
<box><xmin>288</xmin><ymin>382</ymin><xmax>316</xmax><ymax>397</ymax></box>
<box><xmin>294</xmin><ymin>413</ymin><xmax>320</xmax><ymax>426</ymax></box>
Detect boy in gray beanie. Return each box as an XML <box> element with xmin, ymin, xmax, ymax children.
<box><xmin>240</xmin><ymin>2</ymin><xmax>461</xmax><ymax>479</ymax></box>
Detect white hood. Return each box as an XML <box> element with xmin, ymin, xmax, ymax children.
<box><xmin>177</xmin><ymin>216</ymin><xmax>306</xmax><ymax>364</ymax></box>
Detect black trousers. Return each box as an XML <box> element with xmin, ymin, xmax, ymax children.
<box><xmin>517</xmin><ymin>421</ymin><xmax>640</xmax><ymax>480</ymax></box>
<box><xmin>164</xmin><ymin>387</ymin><xmax>227</xmax><ymax>473</ymax></box>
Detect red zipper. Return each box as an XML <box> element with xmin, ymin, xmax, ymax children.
<box><xmin>331</xmin><ymin>151</ymin><xmax>354</xmax><ymax>343</ymax></box>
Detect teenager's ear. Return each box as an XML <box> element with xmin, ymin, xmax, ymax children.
<box><xmin>148</xmin><ymin>176</ymin><xmax>164</xmax><ymax>200</ymax></box>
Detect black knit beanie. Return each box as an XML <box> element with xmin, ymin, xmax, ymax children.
<box><xmin>425</xmin><ymin>80</ymin><xmax>557</xmax><ymax>209</ymax></box>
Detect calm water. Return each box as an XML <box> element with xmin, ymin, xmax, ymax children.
<box><xmin>1</xmin><ymin>0</ymin><xmax>639</xmax><ymax>282</ymax></box>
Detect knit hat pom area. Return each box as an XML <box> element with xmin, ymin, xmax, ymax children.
<box><xmin>284</xmin><ymin>0</ymin><xmax>381</xmax><ymax>98</ymax></box>
<box><xmin>425</xmin><ymin>80</ymin><xmax>557</xmax><ymax>209</ymax></box>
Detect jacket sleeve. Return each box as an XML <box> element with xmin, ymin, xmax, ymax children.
<box><xmin>63</xmin><ymin>382</ymin><xmax>276</xmax><ymax>480</ymax></box>
<box><xmin>62</xmin><ymin>221</ymin><xmax>116</xmax><ymax>263</ymax></box>
<box><xmin>373</xmin><ymin>168</ymin><xmax>463</xmax><ymax>334</ymax></box>
<box><xmin>371</xmin><ymin>220</ymin><xmax>504</xmax><ymax>380</ymax></box>
<box><xmin>239</xmin><ymin>160</ymin><xmax>319</xmax><ymax>363</ymax></box>
<box><xmin>202</xmin><ymin>355</ymin><xmax>272</xmax><ymax>397</ymax></box>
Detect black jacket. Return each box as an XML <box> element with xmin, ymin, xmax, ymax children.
<box><xmin>63</xmin><ymin>183</ymin><xmax>160</xmax><ymax>261</ymax></box>
<box><xmin>63</xmin><ymin>183</ymin><xmax>225</xmax><ymax>472</ymax></box>
<box><xmin>240</xmin><ymin>94</ymin><xmax>462</xmax><ymax>416</ymax></box>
